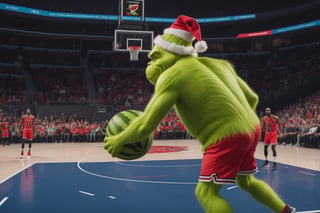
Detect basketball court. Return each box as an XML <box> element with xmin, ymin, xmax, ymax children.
<box><xmin>0</xmin><ymin>140</ymin><xmax>320</xmax><ymax>213</ymax></box>
<box><xmin>1</xmin><ymin>1</ymin><xmax>319</xmax><ymax>213</ymax></box>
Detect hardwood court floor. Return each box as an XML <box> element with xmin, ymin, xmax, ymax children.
<box><xmin>1</xmin><ymin>139</ymin><xmax>320</xmax><ymax>183</ymax></box>
<box><xmin>1</xmin><ymin>140</ymin><xmax>320</xmax><ymax>213</ymax></box>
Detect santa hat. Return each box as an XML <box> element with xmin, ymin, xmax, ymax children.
<box><xmin>154</xmin><ymin>15</ymin><xmax>208</xmax><ymax>56</ymax></box>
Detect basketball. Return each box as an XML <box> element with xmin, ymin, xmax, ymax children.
<box><xmin>105</xmin><ymin>109</ymin><xmax>153</xmax><ymax>160</ymax></box>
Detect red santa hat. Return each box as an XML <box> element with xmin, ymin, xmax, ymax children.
<box><xmin>154</xmin><ymin>15</ymin><xmax>208</xmax><ymax>56</ymax></box>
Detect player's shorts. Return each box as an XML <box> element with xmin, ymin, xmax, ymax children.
<box><xmin>199</xmin><ymin>125</ymin><xmax>261</xmax><ymax>184</ymax></box>
<box><xmin>23</xmin><ymin>129</ymin><xmax>33</xmax><ymax>141</ymax></box>
<box><xmin>264</xmin><ymin>132</ymin><xmax>277</xmax><ymax>145</ymax></box>
<box><xmin>1</xmin><ymin>130</ymin><xmax>9</xmax><ymax>138</ymax></box>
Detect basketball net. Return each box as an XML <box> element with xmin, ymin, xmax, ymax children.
<box><xmin>128</xmin><ymin>46</ymin><xmax>141</xmax><ymax>61</ymax></box>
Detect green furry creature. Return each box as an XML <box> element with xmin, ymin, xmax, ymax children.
<box><xmin>104</xmin><ymin>15</ymin><xmax>295</xmax><ymax>213</ymax></box>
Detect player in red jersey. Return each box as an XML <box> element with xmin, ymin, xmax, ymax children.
<box><xmin>20</xmin><ymin>109</ymin><xmax>36</xmax><ymax>158</ymax></box>
<box><xmin>1</xmin><ymin>116</ymin><xmax>10</xmax><ymax>146</ymax></box>
<box><xmin>261</xmin><ymin>107</ymin><xmax>281</xmax><ymax>169</ymax></box>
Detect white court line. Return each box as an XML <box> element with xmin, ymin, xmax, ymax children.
<box><xmin>116</xmin><ymin>161</ymin><xmax>201</xmax><ymax>168</ymax></box>
<box><xmin>0</xmin><ymin>162</ymin><xmax>37</xmax><ymax>184</ymax></box>
<box><xmin>227</xmin><ymin>185</ymin><xmax>238</xmax><ymax>190</ymax></box>
<box><xmin>77</xmin><ymin>160</ymin><xmax>197</xmax><ymax>185</ymax></box>
<box><xmin>79</xmin><ymin>190</ymin><xmax>95</xmax><ymax>196</ymax></box>
<box><xmin>297</xmin><ymin>210</ymin><xmax>320</xmax><ymax>213</ymax></box>
<box><xmin>298</xmin><ymin>171</ymin><xmax>317</xmax><ymax>176</ymax></box>
<box><xmin>0</xmin><ymin>197</ymin><xmax>9</xmax><ymax>207</ymax></box>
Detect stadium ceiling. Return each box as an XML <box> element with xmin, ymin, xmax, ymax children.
<box><xmin>0</xmin><ymin>0</ymin><xmax>319</xmax><ymax>39</ymax></box>
<box><xmin>0</xmin><ymin>0</ymin><xmax>318</xmax><ymax>17</ymax></box>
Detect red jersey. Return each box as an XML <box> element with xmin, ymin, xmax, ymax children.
<box><xmin>1</xmin><ymin>122</ymin><xmax>9</xmax><ymax>132</ymax></box>
<box><xmin>263</xmin><ymin>116</ymin><xmax>278</xmax><ymax>134</ymax></box>
<box><xmin>22</xmin><ymin>115</ymin><xmax>35</xmax><ymax>129</ymax></box>
<box><xmin>1</xmin><ymin>122</ymin><xmax>9</xmax><ymax>138</ymax></box>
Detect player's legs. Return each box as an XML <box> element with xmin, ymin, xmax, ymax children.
<box><xmin>26</xmin><ymin>138</ymin><xmax>32</xmax><ymax>156</ymax></box>
<box><xmin>4</xmin><ymin>137</ymin><xmax>9</xmax><ymax>145</ymax></box>
<box><xmin>20</xmin><ymin>138</ymin><xmax>26</xmax><ymax>157</ymax></box>
<box><xmin>270</xmin><ymin>134</ymin><xmax>278</xmax><ymax>169</ymax></box>
<box><xmin>236</xmin><ymin>174</ymin><xmax>287</xmax><ymax>213</ymax></box>
<box><xmin>264</xmin><ymin>144</ymin><xmax>269</xmax><ymax>158</ymax></box>
<box><xmin>237</xmin><ymin>127</ymin><xmax>292</xmax><ymax>212</ymax></box>
<box><xmin>263</xmin><ymin>134</ymin><xmax>272</xmax><ymax>167</ymax></box>
<box><xmin>1</xmin><ymin>130</ymin><xmax>9</xmax><ymax>145</ymax></box>
<box><xmin>271</xmin><ymin>144</ymin><xmax>277</xmax><ymax>157</ymax></box>
<box><xmin>21</xmin><ymin>129</ymin><xmax>33</xmax><ymax>157</ymax></box>
<box><xmin>196</xmin><ymin>127</ymin><xmax>260</xmax><ymax>212</ymax></box>
<box><xmin>195</xmin><ymin>181</ymin><xmax>233</xmax><ymax>213</ymax></box>
<box><xmin>27</xmin><ymin>130</ymin><xmax>33</xmax><ymax>156</ymax></box>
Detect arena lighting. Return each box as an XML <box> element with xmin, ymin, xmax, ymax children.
<box><xmin>0</xmin><ymin>2</ymin><xmax>255</xmax><ymax>23</ymax></box>
<box><xmin>237</xmin><ymin>20</ymin><xmax>320</xmax><ymax>38</ymax></box>
<box><xmin>1</xmin><ymin>2</ymin><xmax>318</xmax><ymax>36</ymax></box>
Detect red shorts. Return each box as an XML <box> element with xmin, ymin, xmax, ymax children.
<box><xmin>23</xmin><ymin>129</ymin><xmax>33</xmax><ymax>141</ymax></box>
<box><xmin>264</xmin><ymin>132</ymin><xmax>277</xmax><ymax>145</ymax></box>
<box><xmin>1</xmin><ymin>130</ymin><xmax>9</xmax><ymax>138</ymax></box>
<box><xmin>199</xmin><ymin>125</ymin><xmax>261</xmax><ymax>184</ymax></box>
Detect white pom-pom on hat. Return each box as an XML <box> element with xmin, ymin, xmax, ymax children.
<box><xmin>195</xmin><ymin>40</ymin><xmax>208</xmax><ymax>53</ymax></box>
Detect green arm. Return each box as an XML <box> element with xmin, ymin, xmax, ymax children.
<box><xmin>104</xmin><ymin>74</ymin><xmax>178</xmax><ymax>157</ymax></box>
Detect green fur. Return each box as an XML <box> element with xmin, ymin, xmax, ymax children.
<box><xmin>104</xmin><ymin>41</ymin><xmax>287</xmax><ymax>213</ymax></box>
<box><xmin>105</xmin><ymin>44</ymin><xmax>260</xmax><ymax>154</ymax></box>
<box><xmin>166</xmin><ymin>56</ymin><xmax>260</xmax><ymax>150</ymax></box>
<box><xmin>195</xmin><ymin>175</ymin><xmax>286</xmax><ymax>213</ymax></box>
<box><xmin>236</xmin><ymin>175</ymin><xmax>285</xmax><ymax>213</ymax></box>
<box><xmin>195</xmin><ymin>182</ymin><xmax>234</xmax><ymax>212</ymax></box>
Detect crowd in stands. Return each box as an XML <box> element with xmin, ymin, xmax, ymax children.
<box><xmin>0</xmin><ymin>109</ymin><xmax>189</xmax><ymax>145</ymax></box>
<box><xmin>277</xmin><ymin>90</ymin><xmax>320</xmax><ymax>148</ymax></box>
<box><xmin>1</xmin><ymin>35</ymin><xmax>319</xmax><ymax>109</ymax></box>
<box><xmin>0</xmin><ymin>44</ymin><xmax>26</xmax><ymax>105</ymax></box>
<box><xmin>229</xmin><ymin>42</ymin><xmax>320</xmax><ymax>102</ymax></box>
<box><xmin>0</xmin><ymin>111</ymin><xmax>107</xmax><ymax>145</ymax></box>
<box><xmin>1</xmin><ymin>90</ymin><xmax>320</xmax><ymax>148</ymax></box>
<box><xmin>1</xmin><ymin>34</ymin><xmax>320</xmax><ymax>148</ymax></box>
<box><xmin>154</xmin><ymin>109</ymin><xmax>189</xmax><ymax>140</ymax></box>
<box><xmin>31</xmin><ymin>67</ymin><xmax>89</xmax><ymax>105</ymax></box>
<box><xmin>94</xmin><ymin>69</ymin><xmax>153</xmax><ymax>107</ymax></box>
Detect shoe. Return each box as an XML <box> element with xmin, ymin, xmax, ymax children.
<box><xmin>20</xmin><ymin>150</ymin><xmax>24</xmax><ymax>158</ymax></box>
<box><xmin>285</xmin><ymin>205</ymin><xmax>296</xmax><ymax>213</ymax></box>
<box><xmin>263</xmin><ymin>160</ymin><xmax>269</xmax><ymax>167</ymax></box>
<box><xmin>272</xmin><ymin>162</ymin><xmax>277</xmax><ymax>170</ymax></box>
<box><xmin>27</xmin><ymin>150</ymin><xmax>32</xmax><ymax>157</ymax></box>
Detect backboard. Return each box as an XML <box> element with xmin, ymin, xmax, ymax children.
<box><xmin>114</xmin><ymin>29</ymin><xmax>153</xmax><ymax>53</ymax></box>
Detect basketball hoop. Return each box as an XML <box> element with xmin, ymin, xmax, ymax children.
<box><xmin>128</xmin><ymin>46</ymin><xmax>141</xmax><ymax>61</ymax></box>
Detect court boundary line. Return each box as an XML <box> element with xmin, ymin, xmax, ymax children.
<box><xmin>0</xmin><ymin>162</ymin><xmax>37</xmax><ymax>184</ymax></box>
<box><xmin>0</xmin><ymin>197</ymin><xmax>9</xmax><ymax>207</ymax></box>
